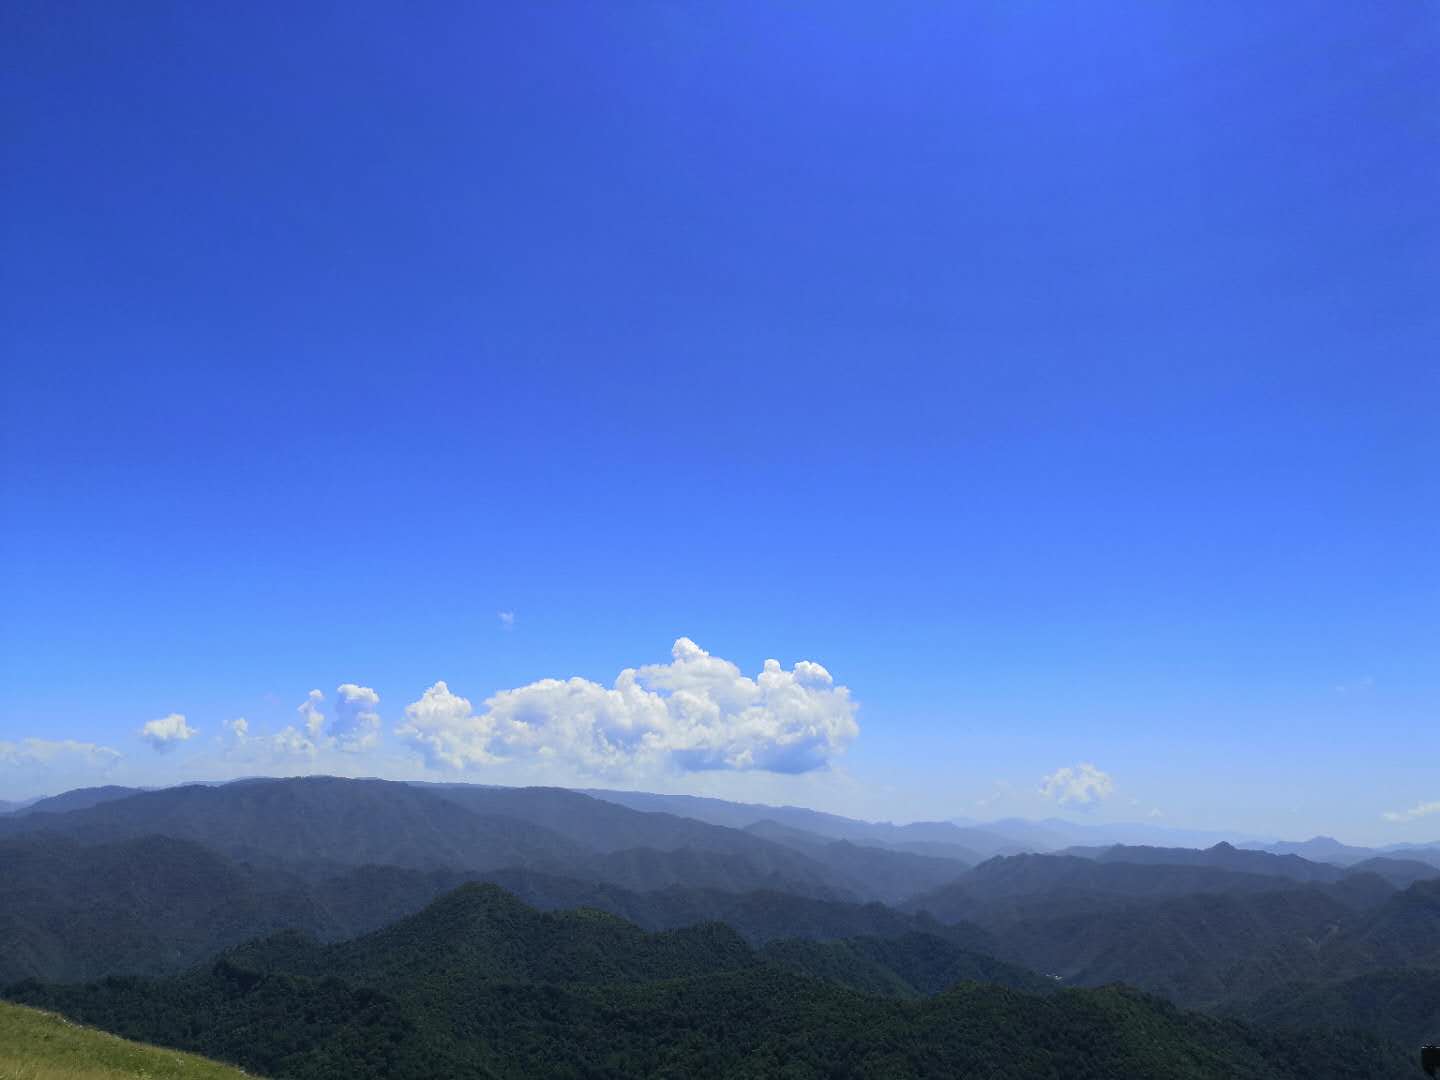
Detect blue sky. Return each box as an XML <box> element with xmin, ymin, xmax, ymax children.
<box><xmin>2</xmin><ymin>3</ymin><xmax>1436</xmax><ymax>841</ymax></box>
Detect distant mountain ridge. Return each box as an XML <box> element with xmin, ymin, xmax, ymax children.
<box><xmin>742</xmin><ymin>819</ymin><xmax>973</xmax><ymax>902</ymax></box>
<box><xmin>11</xmin><ymin>778</ymin><xmax>1436</xmax><ymax>861</ymax></box>
<box><xmin>1060</xmin><ymin>842</ymin><xmax>1349</xmax><ymax>883</ymax></box>
<box><xmin>1239</xmin><ymin>836</ymin><xmax>1440</xmax><ymax>871</ymax></box>
<box><xmin>7</xmin><ymin>776</ymin><xmax>988</xmax><ymax>905</ymax></box>
<box><xmin>583</xmin><ymin>787</ymin><xmax>1015</xmax><ymax>859</ymax></box>
<box><xmin>1242</xmin><ymin>836</ymin><xmax>1383</xmax><ymax>865</ymax></box>
<box><xmin>904</xmin><ymin>848</ymin><xmax>1364</xmax><ymax>926</ymax></box>
<box><xmin>583</xmin><ymin>788</ymin><xmax>1415</xmax><ymax>857</ymax></box>
<box><xmin>972</xmin><ymin>816</ymin><xmax>1269</xmax><ymax>850</ymax></box>
<box><xmin>1</xmin><ymin>776</ymin><xmax>593</xmax><ymax>873</ymax></box>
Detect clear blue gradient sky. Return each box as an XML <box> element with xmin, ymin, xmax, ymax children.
<box><xmin>2</xmin><ymin>3</ymin><xmax>1436</xmax><ymax>841</ymax></box>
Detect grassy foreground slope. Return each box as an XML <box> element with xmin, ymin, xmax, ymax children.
<box><xmin>0</xmin><ymin>1001</ymin><xmax>254</xmax><ymax>1080</ymax></box>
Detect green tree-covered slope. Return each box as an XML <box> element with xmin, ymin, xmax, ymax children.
<box><xmin>6</xmin><ymin>884</ymin><xmax>1413</xmax><ymax>1080</ymax></box>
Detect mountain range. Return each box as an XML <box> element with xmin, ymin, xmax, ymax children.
<box><xmin>2</xmin><ymin>776</ymin><xmax>1438</xmax><ymax>1076</ymax></box>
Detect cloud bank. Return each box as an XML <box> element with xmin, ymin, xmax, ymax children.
<box><xmin>397</xmin><ymin>637</ymin><xmax>859</xmax><ymax>778</ymax></box>
<box><xmin>138</xmin><ymin>713</ymin><xmax>197</xmax><ymax>752</ymax></box>
<box><xmin>1040</xmin><ymin>762</ymin><xmax>1115</xmax><ymax>806</ymax></box>
<box><xmin>0</xmin><ymin>738</ymin><xmax>122</xmax><ymax>770</ymax></box>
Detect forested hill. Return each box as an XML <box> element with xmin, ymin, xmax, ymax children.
<box><xmin>5</xmin><ymin>883</ymin><xmax>1413</xmax><ymax>1080</ymax></box>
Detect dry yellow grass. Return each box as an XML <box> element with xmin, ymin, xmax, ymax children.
<box><xmin>0</xmin><ymin>1002</ymin><xmax>256</xmax><ymax>1080</ymax></box>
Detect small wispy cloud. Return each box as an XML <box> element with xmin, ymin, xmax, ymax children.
<box><xmin>221</xmin><ymin>714</ymin><xmax>318</xmax><ymax>761</ymax></box>
<box><xmin>498</xmin><ymin>611</ymin><xmax>516</xmax><ymax>630</ymax></box>
<box><xmin>1334</xmin><ymin>676</ymin><xmax>1376</xmax><ymax>695</ymax></box>
<box><xmin>138</xmin><ymin>713</ymin><xmax>197</xmax><ymax>752</ymax></box>
<box><xmin>1383</xmin><ymin>800</ymin><xmax>1440</xmax><ymax>823</ymax></box>
<box><xmin>974</xmin><ymin>780</ymin><xmax>1012</xmax><ymax>810</ymax></box>
<box><xmin>1040</xmin><ymin>762</ymin><xmax>1115</xmax><ymax>806</ymax></box>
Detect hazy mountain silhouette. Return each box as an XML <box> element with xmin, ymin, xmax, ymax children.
<box><xmin>0</xmin><ymin>778</ymin><xmax>855</xmax><ymax>900</ymax></box>
<box><xmin>0</xmin><ymin>778</ymin><xmax>584</xmax><ymax>871</ymax></box>
<box><xmin>11</xmin><ymin>786</ymin><xmax>148</xmax><ymax>818</ymax></box>
<box><xmin>583</xmin><ymin>788</ymin><xmax>1013</xmax><ymax>859</ymax></box>
<box><xmin>1061</xmin><ymin>842</ymin><xmax>1349</xmax><ymax>883</ymax></box>
<box><xmin>903</xmin><ymin>852</ymin><xmax>1350</xmax><ymax>926</ymax></box>
<box><xmin>743</xmin><ymin>819</ymin><xmax>970</xmax><ymax>902</ymax></box>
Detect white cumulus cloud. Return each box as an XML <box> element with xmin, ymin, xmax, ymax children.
<box><xmin>1383</xmin><ymin>800</ymin><xmax>1440</xmax><ymax>823</ymax></box>
<box><xmin>138</xmin><ymin>713</ymin><xmax>197</xmax><ymax>752</ymax></box>
<box><xmin>298</xmin><ymin>690</ymin><xmax>325</xmax><ymax>737</ymax></box>
<box><xmin>1040</xmin><ymin>762</ymin><xmax>1115</xmax><ymax>806</ymax></box>
<box><xmin>398</xmin><ymin>681</ymin><xmax>490</xmax><ymax>769</ymax></box>
<box><xmin>333</xmin><ymin>684</ymin><xmax>382</xmax><ymax>752</ymax></box>
<box><xmin>274</xmin><ymin>685</ymin><xmax>382</xmax><ymax>755</ymax></box>
<box><xmin>398</xmin><ymin>637</ymin><xmax>859</xmax><ymax>778</ymax></box>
